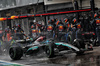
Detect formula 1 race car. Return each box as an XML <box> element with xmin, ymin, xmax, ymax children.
<box><xmin>9</xmin><ymin>36</ymin><xmax>93</xmax><ymax>60</ymax></box>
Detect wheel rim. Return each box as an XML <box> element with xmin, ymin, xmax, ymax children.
<box><xmin>46</xmin><ymin>46</ymin><xmax>50</xmax><ymax>56</ymax></box>
<box><xmin>47</xmin><ymin>50</ymin><xmax>50</xmax><ymax>55</ymax></box>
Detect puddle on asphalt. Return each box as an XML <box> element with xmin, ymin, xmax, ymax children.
<box><xmin>36</xmin><ymin>52</ymin><xmax>100</xmax><ymax>66</ymax></box>
<box><xmin>1</xmin><ymin>46</ymin><xmax>100</xmax><ymax>66</ymax></box>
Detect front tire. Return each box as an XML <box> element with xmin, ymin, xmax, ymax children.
<box><xmin>9</xmin><ymin>46</ymin><xmax>23</xmax><ymax>60</ymax></box>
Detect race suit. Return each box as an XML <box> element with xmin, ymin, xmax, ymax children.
<box><xmin>76</xmin><ymin>28</ymin><xmax>85</xmax><ymax>48</ymax></box>
<box><xmin>46</xmin><ymin>24</ymin><xmax>54</xmax><ymax>39</ymax></box>
<box><xmin>30</xmin><ymin>24</ymin><xmax>37</xmax><ymax>38</ymax></box>
<box><xmin>15</xmin><ymin>27</ymin><xmax>24</xmax><ymax>39</ymax></box>
<box><xmin>93</xmin><ymin>17</ymin><xmax>100</xmax><ymax>45</ymax></box>
<box><xmin>55</xmin><ymin>22</ymin><xmax>66</xmax><ymax>41</ymax></box>
<box><xmin>31</xmin><ymin>28</ymin><xmax>39</xmax><ymax>38</ymax></box>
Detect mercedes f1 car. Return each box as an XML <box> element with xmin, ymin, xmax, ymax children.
<box><xmin>9</xmin><ymin>36</ymin><xmax>93</xmax><ymax>60</ymax></box>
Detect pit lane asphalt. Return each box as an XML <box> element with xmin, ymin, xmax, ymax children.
<box><xmin>0</xmin><ymin>47</ymin><xmax>100</xmax><ymax>66</ymax></box>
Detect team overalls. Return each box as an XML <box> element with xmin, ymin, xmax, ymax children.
<box><xmin>46</xmin><ymin>24</ymin><xmax>54</xmax><ymax>39</ymax></box>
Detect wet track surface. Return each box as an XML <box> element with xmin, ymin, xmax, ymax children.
<box><xmin>0</xmin><ymin>47</ymin><xmax>100</xmax><ymax>66</ymax></box>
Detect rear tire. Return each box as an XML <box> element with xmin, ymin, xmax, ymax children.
<box><xmin>45</xmin><ymin>43</ymin><xmax>54</xmax><ymax>58</ymax></box>
<box><xmin>9</xmin><ymin>46</ymin><xmax>23</xmax><ymax>60</ymax></box>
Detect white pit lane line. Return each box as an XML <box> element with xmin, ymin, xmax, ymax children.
<box><xmin>0</xmin><ymin>60</ymin><xmax>30</xmax><ymax>66</ymax></box>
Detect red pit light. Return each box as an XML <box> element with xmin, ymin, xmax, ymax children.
<box><xmin>8</xmin><ymin>18</ymin><xmax>11</xmax><ymax>20</ymax></box>
<box><xmin>35</xmin><ymin>9</ymin><xmax>91</xmax><ymax>17</ymax></box>
<box><xmin>19</xmin><ymin>16</ymin><xmax>27</xmax><ymax>18</ymax></box>
<box><xmin>3</xmin><ymin>18</ymin><xmax>7</xmax><ymax>20</ymax></box>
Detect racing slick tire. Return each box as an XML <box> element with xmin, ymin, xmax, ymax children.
<box><xmin>45</xmin><ymin>43</ymin><xmax>55</xmax><ymax>58</ymax></box>
<box><xmin>9</xmin><ymin>46</ymin><xmax>23</xmax><ymax>60</ymax></box>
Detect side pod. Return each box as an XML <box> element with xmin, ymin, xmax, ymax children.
<box><xmin>55</xmin><ymin>42</ymin><xmax>80</xmax><ymax>52</ymax></box>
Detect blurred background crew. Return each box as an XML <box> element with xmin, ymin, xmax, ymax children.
<box><xmin>46</xmin><ymin>19</ymin><xmax>55</xmax><ymax>39</ymax></box>
<box><xmin>11</xmin><ymin>24</ymin><xmax>16</xmax><ymax>35</ymax></box>
<box><xmin>4</xmin><ymin>27</ymin><xmax>11</xmax><ymax>41</ymax></box>
<box><xmin>33</xmin><ymin>20</ymin><xmax>38</xmax><ymax>30</ymax></box>
<box><xmin>15</xmin><ymin>24</ymin><xmax>25</xmax><ymax>39</ymax></box>
<box><xmin>64</xmin><ymin>18</ymin><xmax>70</xmax><ymax>32</ymax></box>
<box><xmin>37</xmin><ymin>21</ymin><xmax>45</xmax><ymax>33</ymax></box>
<box><xmin>30</xmin><ymin>20</ymin><xmax>39</xmax><ymax>38</ymax></box>
<box><xmin>0</xmin><ymin>27</ymin><xmax>4</xmax><ymax>41</ymax></box>
<box><xmin>92</xmin><ymin>10</ymin><xmax>100</xmax><ymax>45</ymax></box>
<box><xmin>16</xmin><ymin>24</ymin><xmax>24</xmax><ymax>33</ymax></box>
<box><xmin>55</xmin><ymin>20</ymin><xmax>66</xmax><ymax>41</ymax></box>
<box><xmin>76</xmin><ymin>23</ymin><xmax>83</xmax><ymax>40</ymax></box>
